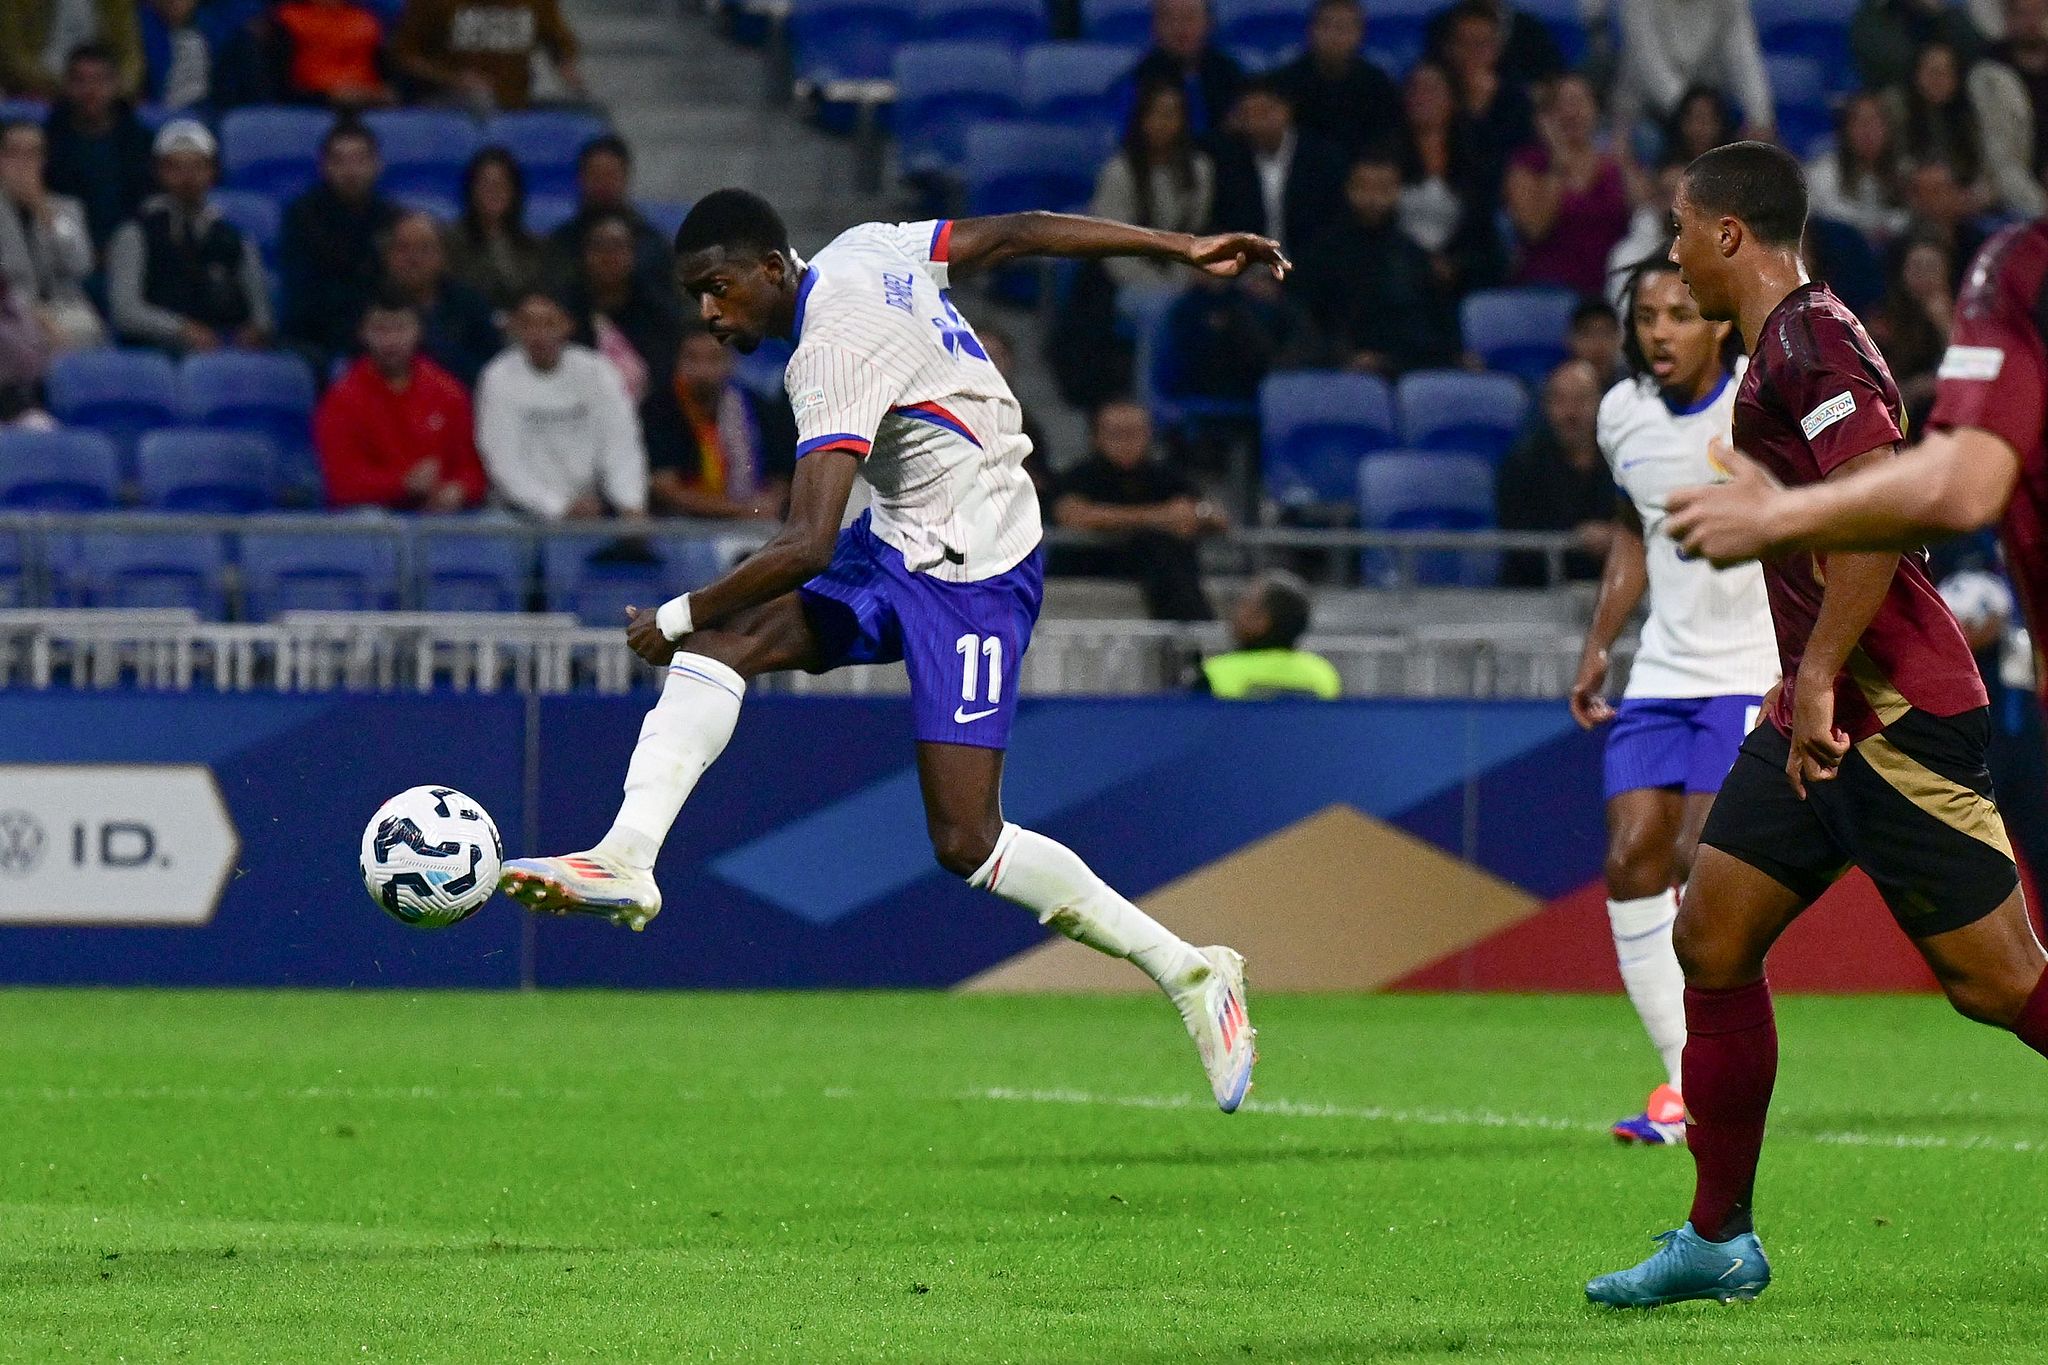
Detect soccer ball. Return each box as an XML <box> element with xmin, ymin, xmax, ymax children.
<box><xmin>359</xmin><ymin>786</ymin><xmax>502</xmax><ymax>929</ymax></box>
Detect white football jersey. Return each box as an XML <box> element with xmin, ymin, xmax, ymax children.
<box><xmin>1597</xmin><ymin>360</ymin><xmax>1780</xmax><ymax>700</ymax></box>
<box><xmin>782</xmin><ymin>220</ymin><xmax>1042</xmax><ymax>583</ymax></box>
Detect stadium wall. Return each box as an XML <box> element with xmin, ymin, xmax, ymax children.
<box><xmin>0</xmin><ymin>692</ymin><xmax>1953</xmax><ymax>992</ymax></box>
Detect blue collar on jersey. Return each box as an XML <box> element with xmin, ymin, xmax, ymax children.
<box><xmin>1662</xmin><ymin>367</ymin><xmax>1731</xmax><ymax>417</ymax></box>
<box><xmin>790</xmin><ymin>264</ymin><xmax>817</xmax><ymax>344</ymax></box>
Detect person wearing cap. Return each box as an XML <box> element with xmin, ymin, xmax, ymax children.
<box><xmin>106</xmin><ymin>118</ymin><xmax>272</xmax><ymax>354</ymax></box>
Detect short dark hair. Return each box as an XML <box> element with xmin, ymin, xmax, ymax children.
<box><xmin>672</xmin><ymin>188</ymin><xmax>790</xmax><ymax>260</ymax></box>
<box><xmin>511</xmin><ymin>284</ymin><xmax>575</xmax><ymax>314</ymax></box>
<box><xmin>362</xmin><ymin>283</ymin><xmax>420</xmax><ymax>318</ymax></box>
<box><xmin>1444</xmin><ymin>0</ymin><xmax>1499</xmax><ymax>32</ymax></box>
<box><xmin>1255</xmin><ymin>572</ymin><xmax>1313</xmax><ymax>650</ymax></box>
<box><xmin>577</xmin><ymin>133</ymin><xmax>632</xmax><ymax>170</ymax></box>
<box><xmin>1237</xmin><ymin>74</ymin><xmax>1290</xmax><ymax>107</ymax></box>
<box><xmin>65</xmin><ymin>41</ymin><xmax>116</xmax><ymax>71</ymax></box>
<box><xmin>1307</xmin><ymin>0</ymin><xmax>1360</xmax><ymax>18</ymax></box>
<box><xmin>1570</xmin><ymin>299</ymin><xmax>1616</xmax><ymax>331</ymax></box>
<box><xmin>322</xmin><ymin>117</ymin><xmax>378</xmax><ymax>157</ymax></box>
<box><xmin>1682</xmin><ymin>140</ymin><xmax>1808</xmax><ymax>248</ymax></box>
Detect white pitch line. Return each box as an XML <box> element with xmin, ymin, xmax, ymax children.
<box><xmin>966</xmin><ymin>1086</ymin><xmax>2048</xmax><ymax>1155</ymax></box>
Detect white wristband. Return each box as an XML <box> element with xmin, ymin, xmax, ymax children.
<box><xmin>654</xmin><ymin>593</ymin><xmax>694</xmax><ymax>641</ymax></box>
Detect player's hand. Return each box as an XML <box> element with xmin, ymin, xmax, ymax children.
<box><xmin>1569</xmin><ymin>649</ymin><xmax>1614</xmax><ymax>729</ymax></box>
<box><xmin>1666</xmin><ymin>440</ymin><xmax>1791</xmax><ymax>566</ymax></box>
<box><xmin>1785</xmin><ymin>673</ymin><xmax>1849</xmax><ymax>800</ymax></box>
<box><xmin>1186</xmin><ymin>232</ymin><xmax>1290</xmax><ymax>280</ymax></box>
<box><xmin>624</xmin><ymin>605</ymin><xmax>679</xmax><ymax>667</ymax></box>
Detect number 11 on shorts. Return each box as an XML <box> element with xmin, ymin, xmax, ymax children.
<box><xmin>956</xmin><ymin>633</ymin><xmax>1003</xmax><ymax>723</ymax></box>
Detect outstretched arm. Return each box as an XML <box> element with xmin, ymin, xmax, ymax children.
<box><xmin>943</xmin><ymin>211</ymin><xmax>1289</xmax><ymax>279</ymax></box>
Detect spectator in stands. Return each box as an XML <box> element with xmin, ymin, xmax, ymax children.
<box><xmin>1985</xmin><ymin>0</ymin><xmax>2048</xmax><ymax>179</ymax></box>
<box><xmin>570</xmin><ymin>211</ymin><xmax>683</xmax><ymax>441</ymax></box>
<box><xmin>1615</xmin><ymin>0</ymin><xmax>1772</xmax><ymax>137</ymax></box>
<box><xmin>1392</xmin><ymin>59</ymin><xmax>1506</xmax><ymax>295</ymax></box>
<box><xmin>106</xmin><ymin>119</ymin><xmax>272</xmax><ymax>354</ymax></box>
<box><xmin>1504</xmin><ymin>73</ymin><xmax>1631</xmax><ymax>297</ymax></box>
<box><xmin>1053</xmin><ymin>399</ymin><xmax>1223</xmax><ymax>621</ymax></box>
<box><xmin>1156</xmin><ymin>270</ymin><xmax>1317</xmax><ymax>407</ymax></box>
<box><xmin>1128</xmin><ymin>0</ymin><xmax>1244</xmax><ymax>142</ymax></box>
<box><xmin>1604</xmin><ymin>158</ymin><xmax>1681</xmax><ymax>308</ymax></box>
<box><xmin>1569</xmin><ymin>298</ymin><xmax>1624</xmax><ymax>390</ymax></box>
<box><xmin>379</xmin><ymin>209</ymin><xmax>501</xmax><ymax>387</ymax></box>
<box><xmin>1437</xmin><ymin>0</ymin><xmax>1534</xmax><ymax>203</ymax></box>
<box><xmin>476</xmin><ymin>287</ymin><xmax>647</xmax><ymax>521</ymax></box>
<box><xmin>281</xmin><ymin>120</ymin><xmax>401</xmax><ymax>366</ymax></box>
<box><xmin>1090</xmin><ymin>80</ymin><xmax>1214</xmax><ymax>301</ymax></box>
<box><xmin>1495</xmin><ymin>358</ymin><xmax>1614</xmax><ymax>587</ymax></box>
<box><xmin>141</xmin><ymin>0</ymin><xmax>261</xmax><ymax>111</ymax></box>
<box><xmin>645</xmin><ymin>328</ymin><xmax>794</xmax><ymax>520</ymax></box>
<box><xmin>1900</xmin><ymin>156</ymin><xmax>1989</xmax><ymax>272</ymax></box>
<box><xmin>1197</xmin><ymin>571</ymin><xmax>1341</xmax><ymax>699</ymax></box>
<box><xmin>391</xmin><ymin>0</ymin><xmax>582</xmax><ymax>110</ymax></box>
<box><xmin>0</xmin><ymin>120</ymin><xmax>102</xmax><ymax>352</ymax></box>
<box><xmin>1272</xmin><ymin>0</ymin><xmax>1401</xmax><ymax>157</ymax></box>
<box><xmin>1880</xmin><ymin>40</ymin><xmax>2036</xmax><ymax>214</ymax></box>
<box><xmin>546</xmin><ymin>135</ymin><xmax>669</xmax><ymax>291</ymax></box>
<box><xmin>265</xmin><ymin>0</ymin><xmax>397</xmax><ymax>108</ymax></box>
<box><xmin>1209</xmin><ymin>79</ymin><xmax>1347</xmax><ymax>256</ymax></box>
<box><xmin>1292</xmin><ymin>152</ymin><xmax>1459</xmax><ymax>375</ymax></box>
<box><xmin>1661</xmin><ymin>84</ymin><xmax>1735</xmax><ymax>165</ymax></box>
<box><xmin>1853</xmin><ymin>0</ymin><xmax>1986</xmax><ymax>92</ymax></box>
<box><xmin>0</xmin><ymin>3</ymin><xmax>142</xmax><ymax>99</ymax></box>
<box><xmin>447</xmin><ymin>145</ymin><xmax>544</xmax><ymax>313</ymax></box>
<box><xmin>1806</xmin><ymin>93</ymin><xmax>1910</xmax><ymax>249</ymax></box>
<box><xmin>0</xmin><ymin>275</ymin><xmax>52</xmax><ymax>414</ymax></box>
<box><xmin>1871</xmin><ymin>235</ymin><xmax>1955</xmax><ymax>423</ymax></box>
<box><xmin>43</xmin><ymin>42</ymin><xmax>153</xmax><ymax>250</ymax></box>
<box><xmin>1965</xmin><ymin>14</ymin><xmax>2048</xmax><ymax>214</ymax></box>
<box><xmin>1425</xmin><ymin>0</ymin><xmax>1562</xmax><ymax>91</ymax></box>
<box><xmin>315</xmin><ymin>285</ymin><xmax>486</xmax><ymax>511</ymax></box>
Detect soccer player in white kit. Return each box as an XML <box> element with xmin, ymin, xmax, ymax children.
<box><xmin>1569</xmin><ymin>260</ymin><xmax>1779</xmax><ymax>1144</ymax></box>
<box><xmin>500</xmin><ymin>191</ymin><xmax>1287</xmax><ymax>1111</ymax></box>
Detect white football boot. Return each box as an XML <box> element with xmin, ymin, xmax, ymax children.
<box><xmin>498</xmin><ymin>851</ymin><xmax>662</xmax><ymax>931</ymax></box>
<box><xmin>1168</xmin><ymin>945</ymin><xmax>1257</xmax><ymax>1112</ymax></box>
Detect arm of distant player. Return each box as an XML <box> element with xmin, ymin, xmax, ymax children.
<box><xmin>943</xmin><ymin>212</ymin><xmax>1290</xmax><ymax>280</ymax></box>
<box><xmin>1784</xmin><ymin>446</ymin><xmax>1902</xmax><ymax>799</ymax></box>
<box><xmin>1570</xmin><ymin>497</ymin><xmax>1648</xmax><ymax>729</ymax></box>
<box><xmin>625</xmin><ymin>449</ymin><xmax>860</xmax><ymax>664</ymax></box>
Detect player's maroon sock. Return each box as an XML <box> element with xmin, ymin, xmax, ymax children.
<box><xmin>1682</xmin><ymin>979</ymin><xmax>1777</xmax><ymax>1243</ymax></box>
<box><xmin>2013</xmin><ymin>968</ymin><xmax>2048</xmax><ymax>1058</ymax></box>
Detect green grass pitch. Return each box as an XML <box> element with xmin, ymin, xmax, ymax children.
<box><xmin>3</xmin><ymin>989</ymin><xmax>2047</xmax><ymax>1362</ymax></box>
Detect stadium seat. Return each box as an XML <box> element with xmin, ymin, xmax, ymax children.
<box><xmin>1396</xmin><ymin>369</ymin><xmax>1530</xmax><ymax>461</ymax></box>
<box><xmin>542</xmin><ymin>534</ymin><xmax>684</xmax><ymax>625</ymax></box>
<box><xmin>1362</xmin><ymin>0</ymin><xmax>1435</xmax><ymax>74</ymax></box>
<box><xmin>1356</xmin><ymin>450</ymin><xmax>1498</xmax><ymax>587</ymax></box>
<box><xmin>238</xmin><ymin>530</ymin><xmax>402</xmax><ymax>617</ymax></box>
<box><xmin>135</xmin><ymin>428</ymin><xmax>278</xmax><ymax>513</ymax></box>
<box><xmin>1516</xmin><ymin>0</ymin><xmax>1595</xmax><ymax>67</ymax></box>
<box><xmin>915</xmin><ymin>0</ymin><xmax>1045</xmax><ymax>48</ymax></box>
<box><xmin>56</xmin><ymin>531</ymin><xmax>228</xmax><ymax>617</ymax></box>
<box><xmin>894</xmin><ymin>42</ymin><xmax>1025</xmax><ymax>174</ymax></box>
<box><xmin>1081</xmin><ymin>0</ymin><xmax>1151</xmax><ymax>46</ymax></box>
<box><xmin>790</xmin><ymin>0</ymin><xmax>918</xmax><ymax>97</ymax></box>
<box><xmin>962</xmin><ymin>121</ymin><xmax>1101</xmax><ymax>217</ymax></box>
<box><xmin>524</xmin><ymin>193</ymin><xmax>579</xmax><ymax>236</ymax></box>
<box><xmin>1144</xmin><ymin>295</ymin><xmax>1257</xmax><ymax>434</ymax></box>
<box><xmin>1758</xmin><ymin>0</ymin><xmax>1857</xmax><ymax>88</ymax></box>
<box><xmin>179</xmin><ymin>351</ymin><xmax>318</xmax><ymax>490</ymax></box>
<box><xmin>0</xmin><ymin>526</ymin><xmax>28</xmax><ymax>606</ymax></box>
<box><xmin>482</xmin><ymin>110</ymin><xmax>610</xmax><ymax>198</ymax></box>
<box><xmin>1215</xmin><ymin>0</ymin><xmax>1307</xmax><ymax>60</ymax></box>
<box><xmin>0</xmin><ymin>98</ymin><xmax>46</xmax><ymax>124</ymax></box>
<box><xmin>1768</xmin><ymin>53</ymin><xmax>1833</xmax><ymax>152</ymax></box>
<box><xmin>1021</xmin><ymin>41</ymin><xmax>1136</xmax><ymax>125</ymax></box>
<box><xmin>220</xmin><ymin>106</ymin><xmax>334</xmax><ymax>197</ymax></box>
<box><xmin>45</xmin><ymin>348</ymin><xmax>180</xmax><ymax>463</ymax></box>
<box><xmin>1258</xmin><ymin>370</ymin><xmax>1397</xmax><ymax>507</ymax></box>
<box><xmin>213</xmin><ymin>189</ymin><xmax>283</xmax><ymax>265</ymax></box>
<box><xmin>417</xmin><ymin>531</ymin><xmax>534</xmax><ymax>613</ymax></box>
<box><xmin>1460</xmin><ymin>287</ymin><xmax>1579</xmax><ymax>388</ymax></box>
<box><xmin>664</xmin><ymin>535</ymin><xmax>731</xmax><ymax>591</ymax></box>
<box><xmin>363</xmin><ymin>109</ymin><xmax>482</xmax><ymax>198</ymax></box>
<box><xmin>0</xmin><ymin>429</ymin><xmax>121</xmax><ymax>509</ymax></box>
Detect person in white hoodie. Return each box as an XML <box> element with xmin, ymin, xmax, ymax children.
<box><xmin>1615</xmin><ymin>0</ymin><xmax>1774</xmax><ymax>137</ymax></box>
<box><xmin>475</xmin><ymin>287</ymin><xmax>648</xmax><ymax>520</ymax></box>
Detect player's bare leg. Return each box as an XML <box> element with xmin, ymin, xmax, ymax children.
<box><xmin>922</xmin><ymin>742</ymin><xmax>1256</xmax><ymax>1112</ymax></box>
<box><xmin>1605</xmin><ymin>786</ymin><xmax>1691</xmax><ymax>1143</ymax></box>
<box><xmin>1588</xmin><ymin>846</ymin><xmax>1810</xmax><ymax>1306</ymax></box>
<box><xmin>1913</xmin><ymin>889</ymin><xmax>2048</xmax><ymax>1042</ymax></box>
<box><xmin>499</xmin><ymin>596</ymin><xmax>824</xmax><ymax>928</ymax></box>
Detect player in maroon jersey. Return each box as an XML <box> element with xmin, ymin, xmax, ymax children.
<box><xmin>1586</xmin><ymin>142</ymin><xmax>2048</xmax><ymax>1310</ymax></box>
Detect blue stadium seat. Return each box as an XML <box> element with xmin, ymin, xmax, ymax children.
<box><xmin>135</xmin><ymin>428</ymin><xmax>277</xmax><ymax>513</ymax></box>
<box><xmin>1259</xmin><ymin>370</ymin><xmax>1396</xmax><ymax>507</ymax></box>
<box><xmin>1397</xmin><ymin>369</ymin><xmax>1530</xmax><ymax>461</ymax></box>
<box><xmin>1356</xmin><ymin>450</ymin><xmax>1498</xmax><ymax>587</ymax></box>
<box><xmin>962</xmin><ymin>121</ymin><xmax>1101</xmax><ymax>216</ymax></box>
<box><xmin>179</xmin><ymin>351</ymin><xmax>318</xmax><ymax>490</ymax></box>
<box><xmin>1460</xmin><ymin>287</ymin><xmax>1579</xmax><ymax>388</ymax></box>
<box><xmin>482</xmin><ymin>110</ymin><xmax>610</xmax><ymax>198</ymax></box>
<box><xmin>894</xmin><ymin>42</ymin><xmax>1025</xmax><ymax>173</ymax></box>
<box><xmin>0</xmin><ymin>98</ymin><xmax>47</xmax><ymax>124</ymax></box>
<box><xmin>1768</xmin><ymin>53</ymin><xmax>1832</xmax><ymax>151</ymax></box>
<box><xmin>213</xmin><ymin>189</ymin><xmax>283</xmax><ymax>265</ymax></box>
<box><xmin>220</xmin><ymin>106</ymin><xmax>334</xmax><ymax>197</ymax></box>
<box><xmin>525</xmin><ymin>193</ymin><xmax>579</xmax><ymax>236</ymax></box>
<box><xmin>663</xmin><ymin>536</ymin><xmax>730</xmax><ymax>590</ymax></box>
<box><xmin>417</xmin><ymin>531</ymin><xmax>533</xmax><ymax>613</ymax></box>
<box><xmin>363</xmin><ymin>109</ymin><xmax>482</xmax><ymax>198</ymax></box>
<box><xmin>542</xmin><ymin>534</ymin><xmax>682</xmax><ymax>625</ymax></box>
<box><xmin>45</xmin><ymin>348</ymin><xmax>180</xmax><ymax>463</ymax></box>
<box><xmin>790</xmin><ymin>0</ymin><xmax>918</xmax><ymax>95</ymax></box>
<box><xmin>1215</xmin><ymin>0</ymin><xmax>1307</xmax><ymax>60</ymax></box>
<box><xmin>1019</xmin><ymin>42</ymin><xmax>1134</xmax><ymax>150</ymax></box>
<box><xmin>1517</xmin><ymin>0</ymin><xmax>1594</xmax><ymax>67</ymax></box>
<box><xmin>1363</xmin><ymin>0</ymin><xmax>1435</xmax><ymax>74</ymax></box>
<box><xmin>1081</xmin><ymin>0</ymin><xmax>1151</xmax><ymax>46</ymax></box>
<box><xmin>0</xmin><ymin>429</ymin><xmax>121</xmax><ymax>509</ymax></box>
<box><xmin>57</xmin><ymin>531</ymin><xmax>228</xmax><ymax>617</ymax></box>
<box><xmin>640</xmin><ymin>200</ymin><xmax>691</xmax><ymax>239</ymax></box>
<box><xmin>238</xmin><ymin>530</ymin><xmax>402</xmax><ymax>617</ymax></box>
<box><xmin>1758</xmin><ymin>0</ymin><xmax>1857</xmax><ymax>87</ymax></box>
<box><xmin>1144</xmin><ymin>293</ymin><xmax>1257</xmax><ymax>433</ymax></box>
<box><xmin>0</xmin><ymin>526</ymin><xmax>28</xmax><ymax>606</ymax></box>
<box><xmin>916</xmin><ymin>0</ymin><xmax>1045</xmax><ymax>48</ymax></box>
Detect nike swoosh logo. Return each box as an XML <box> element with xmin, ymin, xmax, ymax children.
<box><xmin>954</xmin><ymin>706</ymin><xmax>999</xmax><ymax>723</ymax></box>
<box><xmin>1717</xmin><ymin>1258</ymin><xmax>1745</xmax><ymax>1281</ymax></box>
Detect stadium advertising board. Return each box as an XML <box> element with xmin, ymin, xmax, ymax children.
<box><xmin>0</xmin><ymin>765</ymin><xmax>239</xmax><ymax>925</ymax></box>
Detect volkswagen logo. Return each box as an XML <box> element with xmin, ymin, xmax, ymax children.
<box><xmin>0</xmin><ymin>809</ymin><xmax>45</xmax><ymax>876</ymax></box>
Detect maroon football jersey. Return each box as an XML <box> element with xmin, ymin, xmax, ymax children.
<box><xmin>1734</xmin><ymin>282</ymin><xmax>1986</xmax><ymax>741</ymax></box>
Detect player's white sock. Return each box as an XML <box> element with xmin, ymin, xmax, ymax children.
<box><xmin>592</xmin><ymin>654</ymin><xmax>745</xmax><ymax>871</ymax></box>
<box><xmin>969</xmin><ymin>823</ymin><xmax>1206</xmax><ymax>989</ymax></box>
<box><xmin>1609</xmin><ymin>889</ymin><xmax>1686</xmax><ymax>1089</ymax></box>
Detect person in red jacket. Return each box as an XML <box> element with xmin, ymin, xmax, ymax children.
<box><xmin>315</xmin><ymin>285</ymin><xmax>486</xmax><ymax>511</ymax></box>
